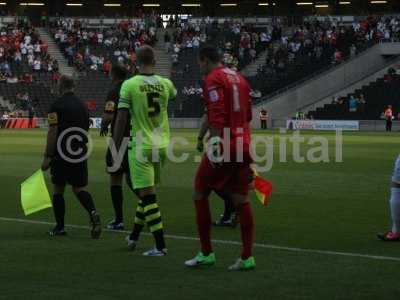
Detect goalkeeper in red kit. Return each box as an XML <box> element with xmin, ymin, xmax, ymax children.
<box><xmin>185</xmin><ymin>45</ymin><xmax>255</xmax><ymax>271</ymax></box>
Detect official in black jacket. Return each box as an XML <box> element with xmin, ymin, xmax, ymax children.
<box><xmin>41</xmin><ymin>75</ymin><xmax>101</xmax><ymax>238</ymax></box>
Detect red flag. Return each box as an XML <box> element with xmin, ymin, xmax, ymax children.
<box><xmin>253</xmin><ymin>175</ymin><xmax>273</xmax><ymax>206</ymax></box>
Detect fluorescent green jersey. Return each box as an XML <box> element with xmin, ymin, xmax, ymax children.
<box><xmin>118</xmin><ymin>74</ymin><xmax>177</xmax><ymax>149</ymax></box>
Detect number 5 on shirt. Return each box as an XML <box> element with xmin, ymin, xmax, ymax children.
<box><xmin>147</xmin><ymin>92</ymin><xmax>161</xmax><ymax>117</ymax></box>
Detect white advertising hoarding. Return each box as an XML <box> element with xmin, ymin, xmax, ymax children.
<box><xmin>286</xmin><ymin>120</ymin><xmax>359</xmax><ymax>131</ymax></box>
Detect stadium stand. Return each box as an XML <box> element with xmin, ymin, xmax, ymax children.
<box><xmin>169</xmin><ymin>19</ymin><xmax>274</xmax><ymax>117</ymax></box>
<box><xmin>1</xmin><ymin>14</ymin><xmax>400</xmax><ymax>121</ymax></box>
<box><xmin>169</xmin><ymin>16</ymin><xmax>400</xmax><ymax>117</ymax></box>
<box><xmin>308</xmin><ymin>68</ymin><xmax>400</xmax><ymax>120</ymax></box>
<box><xmin>48</xmin><ymin>17</ymin><xmax>159</xmax><ymax>74</ymax></box>
<box><xmin>0</xmin><ymin>20</ymin><xmax>60</xmax><ymax>118</ymax></box>
<box><xmin>250</xmin><ymin>16</ymin><xmax>400</xmax><ymax>103</ymax></box>
<box><xmin>43</xmin><ymin>16</ymin><xmax>166</xmax><ymax>115</ymax></box>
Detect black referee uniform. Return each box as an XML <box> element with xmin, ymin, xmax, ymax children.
<box><xmin>49</xmin><ymin>91</ymin><xmax>90</xmax><ymax>187</ymax></box>
<box><xmin>43</xmin><ymin>80</ymin><xmax>101</xmax><ymax>239</ymax></box>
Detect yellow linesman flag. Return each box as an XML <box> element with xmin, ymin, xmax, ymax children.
<box><xmin>21</xmin><ymin>170</ymin><xmax>52</xmax><ymax>215</ymax></box>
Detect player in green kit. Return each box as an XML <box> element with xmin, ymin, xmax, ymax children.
<box><xmin>113</xmin><ymin>45</ymin><xmax>176</xmax><ymax>256</ymax></box>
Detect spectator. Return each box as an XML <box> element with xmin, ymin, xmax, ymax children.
<box><xmin>259</xmin><ymin>109</ymin><xmax>268</xmax><ymax>129</ymax></box>
<box><xmin>358</xmin><ymin>93</ymin><xmax>366</xmax><ymax>113</ymax></box>
<box><xmin>348</xmin><ymin>95</ymin><xmax>358</xmax><ymax>112</ymax></box>
<box><xmin>21</xmin><ymin>73</ymin><xmax>33</xmax><ymax>84</ymax></box>
<box><xmin>0</xmin><ymin>110</ymin><xmax>9</xmax><ymax>128</ymax></box>
<box><xmin>171</xmin><ymin>52</ymin><xmax>178</xmax><ymax>67</ymax></box>
<box><xmin>33</xmin><ymin>57</ymin><xmax>41</xmax><ymax>72</ymax></box>
<box><xmin>6</xmin><ymin>75</ymin><xmax>18</xmax><ymax>83</ymax></box>
<box><xmin>384</xmin><ymin>105</ymin><xmax>394</xmax><ymax>132</ymax></box>
<box><xmin>164</xmin><ymin>31</ymin><xmax>171</xmax><ymax>53</ymax></box>
<box><xmin>103</xmin><ymin>59</ymin><xmax>111</xmax><ymax>75</ymax></box>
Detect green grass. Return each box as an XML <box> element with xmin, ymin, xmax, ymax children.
<box><xmin>0</xmin><ymin>129</ymin><xmax>400</xmax><ymax>300</ymax></box>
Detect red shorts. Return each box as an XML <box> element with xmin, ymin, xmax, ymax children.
<box><xmin>195</xmin><ymin>155</ymin><xmax>251</xmax><ymax>195</ymax></box>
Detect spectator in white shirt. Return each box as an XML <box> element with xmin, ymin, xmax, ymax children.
<box><xmin>174</xmin><ymin>43</ymin><xmax>180</xmax><ymax>54</ymax></box>
<box><xmin>27</xmin><ymin>44</ymin><xmax>34</xmax><ymax>55</ymax></box>
<box><xmin>33</xmin><ymin>58</ymin><xmax>41</xmax><ymax>72</ymax></box>
<box><xmin>27</xmin><ymin>54</ymin><xmax>34</xmax><ymax>66</ymax></box>
<box><xmin>186</xmin><ymin>39</ymin><xmax>193</xmax><ymax>50</ymax></box>
<box><xmin>104</xmin><ymin>38</ymin><xmax>112</xmax><ymax>47</ymax></box>
<box><xmin>20</xmin><ymin>43</ymin><xmax>27</xmax><ymax>55</ymax></box>
<box><xmin>97</xmin><ymin>32</ymin><xmax>103</xmax><ymax>44</ymax></box>
<box><xmin>24</xmin><ymin>35</ymin><xmax>31</xmax><ymax>45</ymax></box>
<box><xmin>34</xmin><ymin>42</ymin><xmax>41</xmax><ymax>54</ymax></box>
<box><xmin>171</xmin><ymin>53</ymin><xmax>178</xmax><ymax>66</ymax></box>
<box><xmin>193</xmin><ymin>36</ymin><xmax>200</xmax><ymax>48</ymax></box>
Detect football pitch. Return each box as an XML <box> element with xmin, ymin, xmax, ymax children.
<box><xmin>0</xmin><ymin>129</ymin><xmax>399</xmax><ymax>300</ymax></box>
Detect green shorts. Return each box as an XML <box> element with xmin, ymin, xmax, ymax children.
<box><xmin>128</xmin><ymin>147</ymin><xmax>167</xmax><ymax>189</ymax></box>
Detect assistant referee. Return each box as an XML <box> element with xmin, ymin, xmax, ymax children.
<box><xmin>41</xmin><ymin>75</ymin><xmax>101</xmax><ymax>238</ymax></box>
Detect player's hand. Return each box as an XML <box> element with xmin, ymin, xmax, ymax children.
<box><xmin>41</xmin><ymin>156</ymin><xmax>52</xmax><ymax>171</ymax></box>
<box><xmin>100</xmin><ymin>126</ymin><xmax>109</xmax><ymax>137</ymax></box>
<box><xmin>196</xmin><ymin>138</ymin><xmax>204</xmax><ymax>153</ymax></box>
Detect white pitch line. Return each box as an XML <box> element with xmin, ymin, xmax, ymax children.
<box><xmin>1</xmin><ymin>216</ymin><xmax>400</xmax><ymax>262</ymax></box>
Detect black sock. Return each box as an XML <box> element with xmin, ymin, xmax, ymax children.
<box><xmin>52</xmin><ymin>194</ymin><xmax>65</xmax><ymax>229</ymax></box>
<box><xmin>142</xmin><ymin>194</ymin><xmax>166</xmax><ymax>250</ymax></box>
<box><xmin>216</xmin><ymin>191</ymin><xmax>234</xmax><ymax>220</ymax></box>
<box><xmin>223</xmin><ymin>195</ymin><xmax>235</xmax><ymax>219</ymax></box>
<box><xmin>130</xmin><ymin>224</ymin><xmax>144</xmax><ymax>241</ymax></box>
<box><xmin>76</xmin><ymin>191</ymin><xmax>96</xmax><ymax>216</ymax></box>
<box><xmin>153</xmin><ymin>229</ymin><xmax>166</xmax><ymax>251</ymax></box>
<box><xmin>111</xmin><ymin>185</ymin><xmax>123</xmax><ymax>223</ymax></box>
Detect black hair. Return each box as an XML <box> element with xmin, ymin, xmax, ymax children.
<box><xmin>111</xmin><ymin>64</ymin><xmax>128</xmax><ymax>80</ymax></box>
<box><xmin>59</xmin><ymin>75</ymin><xmax>75</xmax><ymax>92</ymax></box>
<box><xmin>199</xmin><ymin>45</ymin><xmax>221</xmax><ymax>64</ymax></box>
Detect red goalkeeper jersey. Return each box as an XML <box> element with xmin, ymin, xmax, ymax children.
<box><xmin>203</xmin><ymin>66</ymin><xmax>252</xmax><ymax>161</ymax></box>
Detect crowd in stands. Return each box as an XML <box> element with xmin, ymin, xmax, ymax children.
<box><xmin>49</xmin><ymin>17</ymin><xmax>161</xmax><ymax>74</ymax></box>
<box><xmin>0</xmin><ymin>21</ymin><xmax>59</xmax><ymax>119</ymax></box>
<box><xmin>168</xmin><ymin>19</ymin><xmax>276</xmax><ymax>72</ymax></box>
<box><xmin>0</xmin><ymin>22</ymin><xmax>59</xmax><ymax>84</ymax></box>
<box><xmin>1</xmin><ymin>15</ymin><xmax>399</xmax><ymax>120</ymax></box>
<box><xmin>250</xmin><ymin>16</ymin><xmax>400</xmax><ymax>99</ymax></box>
<box><xmin>0</xmin><ymin>91</ymin><xmax>36</xmax><ymax>121</ymax></box>
<box><xmin>168</xmin><ymin>18</ymin><xmax>276</xmax><ymax>116</ymax></box>
<box><xmin>166</xmin><ymin>15</ymin><xmax>400</xmax><ymax>117</ymax></box>
<box><xmin>182</xmin><ymin>85</ymin><xmax>203</xmax><ymax>96</ymax></box>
